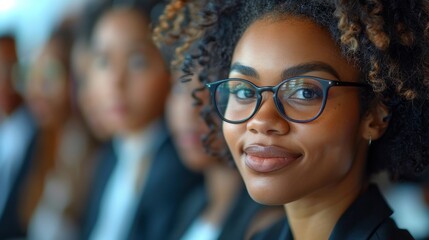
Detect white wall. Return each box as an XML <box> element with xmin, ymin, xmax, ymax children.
<box><xmin>0</xmin><ymin>0</ymin><xmax>88</xmax><ymax>61</ymax></box>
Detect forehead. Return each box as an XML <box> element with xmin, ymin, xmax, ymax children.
<box><xmin>93</xmin><ymin>8</ymin><xmax>152</xmax><ymax>48</ymax></box>
<box><xmin>232</xmin><ymin>17</ymin><xmax>358</xmax><ymax>81</ymax></box>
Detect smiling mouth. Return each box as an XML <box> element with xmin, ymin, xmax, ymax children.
<box><xmin>243</xmin><ymin>145</ymin><xmax>302</xmax><ymax>173</ymax></box>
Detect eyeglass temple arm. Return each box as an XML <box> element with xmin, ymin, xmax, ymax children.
<box><xmin>331</xmin><ymin>81</ymin><xmax>369</xmax><ymax>88</ymax></box>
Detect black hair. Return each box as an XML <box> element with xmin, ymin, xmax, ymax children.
<box><xmin>78</xmin><ymin>0</ymin><xmax>172</xmax><ymax>67</ymax></box>
<box><xmin>0</xmin><ymin>33</ymin><xmax>16</xmax><ymax>44</ymax></box>
<box><xmin>155</xmin><ymin>0</ymin><xmax>429</xmax><ymax>179</ymax></box>
<box><xmin>76</xmin><ymin>0</ymin><xmax>163</xmax><ymax>43</ymax></box>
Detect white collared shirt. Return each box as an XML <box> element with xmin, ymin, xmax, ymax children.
<box><xmin>90</xmin><ymin>120</ymin><xmax>167</xmax><ymax>240</ymax></box>
<box><xmin>181</xmin><ymin>218</ymin><xmax>221</xmax><ymax>240</ymax></box>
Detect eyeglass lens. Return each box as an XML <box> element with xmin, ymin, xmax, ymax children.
<box><xmin>214</xmin><ymin>77</ymin><xmax>326</xmax><ymax>122</ymax></box>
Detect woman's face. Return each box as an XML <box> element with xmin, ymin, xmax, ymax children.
<box><xmin>166</xmin><ymin>72</ymin><xmax>219</xmax><ymax>171</ymax></box>
<box><xmin>0</xmin><ymin>38</ymin><xmax>19</xmax><ymax>116</ymax></box>
<box><xmin>89</xmin><ymin>8</ymin><xmax>170</xmax><ymax>135</ymax></box>
<box><xmin>223</xmin><ymin>17</ymin><xmax>369</xmax><ymax>205</ymax></box>
<box><xmin>26</xmin><ymin>43</ymin><xmax>70</xmax><ymax>128</ymax></box>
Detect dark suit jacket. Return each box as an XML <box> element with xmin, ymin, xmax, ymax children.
<box><xmin>80</xmin><ymin>122</ymin><xmax>203</xmax><ymax>240</ymax></box>
<box><xmin>251</xmin><ymin>185</ymin><xmax>414</xmax><ymax>240</ymax></box>
<box><xmin>0</xmin><ymin>108</ymin><xmax>38</xmax><ymax>239</ymax></box>
<box><xmin>168</xmin><ymin>184</ymin><xmax>268</xmax><ymax>240</ymax></box>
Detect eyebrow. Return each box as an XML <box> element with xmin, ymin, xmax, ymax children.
<box><xmin>230</xmin><ymin>62</ymin><xmax>260</xmax><ymax>79</ymax></box>
<box><xmin>282</xmin><ymin>61</ymin><xmax>340</xmax><ymax>80</ymax></box>
<box><xmin>229</xmin><ymin>61</ymin><xmax>341</xmax><ymax>80</ymax></box>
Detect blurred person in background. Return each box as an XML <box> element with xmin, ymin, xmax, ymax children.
<box><xmin>19</xmin><ymin>23</ymin><xmax>99</xmax><ymax>240</ymax></box>
<box><xmin>0</xmin><ymin>35</ymin><xmax>22</xmax><ymax>120</ymax></box>
<box><xmin>375</xmin><ymin>170</ymin><xmax>429</xmax><ymax>240</ymax></box>
<box><xmin>80</xmin><ymin>1</ymin><xmax>202</xmax><ymax>240</ymax></box>
<box><xmin>72</xmin><ymin>0</ymin><xmax>115</xmax><ymax>142</ymax></box>
<box><xmin>73</xmin><ymin>39</ymin><xmax>113</xmax><ymax>141</ymax></box>
<box><xmin>0</xmin><ymin>34</ymin><xmax>38</xmax><ymax>239</ymax></box>
<box><xmin>166</xmin><ymin>68</ymin><xmax>284</xmax><ymax>240</ymax></box>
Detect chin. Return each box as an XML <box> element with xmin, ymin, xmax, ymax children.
<box><xmin>247</xmin><ymin>188</ymin><xmax>290</xmax><ymax>206</ymax></box>
<box><xmin>243</xmin><ymin>175</ymin><xmax>301</xmax><ymax>206</ymax></box>
<box><xmin>181</xmin><ymin>154</ymin><xmax>214</xmax><ymax>172</ymax></box>
<box><xmin>182</xmin><ymin>160</ymin><xmax>206</xmax><ymax>172</ymax></box>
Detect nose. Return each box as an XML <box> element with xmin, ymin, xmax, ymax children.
<box><xmin>110</xmin><ymin>64</ymin><xmax>128</xmax><ymax>89</ymax></box>
<box><xmin>246</xmin><ymin>94</ymin><xmax>290</xmax><ymax>135</ymax></box>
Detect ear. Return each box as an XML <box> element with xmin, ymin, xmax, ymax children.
<box><xmin>360</xmin><ymin>102</ymin><xmax>390</xmax><ymax>142</ymax></box>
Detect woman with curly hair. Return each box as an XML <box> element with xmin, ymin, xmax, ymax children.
<box><xmin>155</xmin><ymin>0</ymin><xmax>429</xmax><ymax>239</ymax></box>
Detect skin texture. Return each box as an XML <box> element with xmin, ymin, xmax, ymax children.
<box><xmin>166</xmin><ymin>72</ymin><xmax>243</xmax><ymax>225</ymax></box>
<box><xmin>166</xmin><ymin>75</ymin><xmax>219</xmax><ymax>171</ymax></box>
<box><xmin>223</xmin><ymin>17</ymin><xmax>389</xmax><ymax>239</ymax></box>
<box><xmin>166</xmin><ymin>73</ymin><xmax>283</xmax><ymax>232</ymax></box>
<box><xmin>89</xmin><ymin>7</ymin><xmax>170</xmax><ymax>136</ymax></box>
<box><xmin>73</xmin><ymin>39</ymin><xmax>112</xmax><ymax>140</ymax></box>
<box><xmin>26</xmin><ymin>41</ymin><xmax>70</xmax><ymax>128</ymax></box>
<box><xmin>0</xmin><ymin>38</ymin><xmax>21</xmax><ymax>116</ymax></box>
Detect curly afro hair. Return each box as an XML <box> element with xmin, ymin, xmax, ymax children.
<box><xmin>155</xmin><ymin>0</ymin><xmax>429</xmax><ymax>180</ymax></box>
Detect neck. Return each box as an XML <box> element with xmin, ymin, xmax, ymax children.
<box><xmin>285</xmin><ymin>149</ymin><xmax>368</xmax><ymax>240</ymax></box>
<box><xmin>202</xmin><ymin>164</ymin><xmax>242</xmax><ymax>226</ymax></box>
<box><xmin>41</xmin><ymin>114</ymin><xmax>70</xmax><ymax>132</ymax></box>
<box><xmin>118</xmin><ymin>119</ymin><xmax>159</xmax><ymax>140</ymax></box>
<box><xmin>286</xmin><ymin>180</ymin><xmax>365</xmax><ymax>240</ymax></box>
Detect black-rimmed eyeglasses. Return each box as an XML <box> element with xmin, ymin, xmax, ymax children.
<box><xmin>206</xmin><ymin>76</ymin><xmax>368</xmax><ymax>124</ymax></box>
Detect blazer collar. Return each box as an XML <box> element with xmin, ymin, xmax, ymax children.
<box><xmin>276</xmin><ymin>185</ymin><xmax>393</xmax><ymax>240</ymax></box>
<box><xmin>329</xmin><ymin>184</ymin><xmax>393</xmax><ymax>240</ymax></box>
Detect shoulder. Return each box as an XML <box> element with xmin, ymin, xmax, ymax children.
<box><xmin>330</xmin><ymin>184</ymin><xmax>415</xmax><ymax>240</ymax></box>
<box><xmin>369</xmin><ymin>218</ymin><xmax>414</xmax><ymax>240</ymax></box>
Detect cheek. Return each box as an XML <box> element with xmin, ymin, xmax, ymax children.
<box><xmin>299</xmin><ymin>119</ymin><xmax>359</xmax><ymax>173</ymax></box>
<box><xmin>166</xmin><ymin>95</ymin><xmax>187</xmax><ymax>133</ymax></box>
<box><xmin>127</xmin><ymin>71</ymin><xmax>170</xmax><ymax>116</ymax></box>
<box><xmin>88</xmin><ymin>72</ymin><xmax>112</xmax><ymax>101</ymax></box>
<box><xmin>289</xmin><ymin>99</ymin><xmax>362</xmax><ymax>190</ymax></box>
<box><xmin>302</xmin><ymin>98</ymin><xmax>361</xmax><ymax>161</ymax></box>
<box><xmin>222</xmin><ymin>122</ymin><xmax>245</xmax><ymax>164</ymax></box>
<box><xmin>228</xmin><ymin>97</ymin><xmax>363</xmax><ymax>205</ymax></box>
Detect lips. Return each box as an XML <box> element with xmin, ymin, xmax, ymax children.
<box><xmin>243</xmin><ymin>144</ymin><xmax>302</xmax><ymax>173</ymax></box>
<box><xmin>107</xmin><ymin>103</ymin><xmax>128</xmax><ymax>117</ymax></box>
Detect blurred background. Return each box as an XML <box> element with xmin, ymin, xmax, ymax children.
<box><xmin>0</xmin><ymin>0</ymin><xmax>88</xmax><ymax>62</ymax></box>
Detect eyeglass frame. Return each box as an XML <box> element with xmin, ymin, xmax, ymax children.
<box><xmin>205</xmin><ymin>76</ymin><xmax>369</xmax><ymax>124</ymax></box>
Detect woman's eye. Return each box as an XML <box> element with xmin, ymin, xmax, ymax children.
<box><xmin>288</xmin><ymin>87</ymin><xmax>322</xmax><ymax>100</ymax></box>
<box><xmin>232</xmin><ymin>88</ymin><xmax>256</xmax><ymax>100</ymax></box>
<box><xmin>128</xmin><ymin>53</ymin><xmax>148</xmax><ymax>70</ymax></box>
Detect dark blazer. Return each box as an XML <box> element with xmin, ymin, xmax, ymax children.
<box><xmin>79</xmin><ymin>140</ymin><xmax>116</xmax><ymax>239</ymax></box>
<box><xmin>0</xmin><ymin>109</ymin><xmax>38</xmax><ymax>239</ymax></box>
<box><xmin>80</xmin><ymin>122</ymin><xmax>203</xmax><ymax>240</ymax></box>
<box><xmin>251</xmin><ymin>185</ymin><xmax>414</xmax><ymax>240</ymax></box>
<box><xmin>168</xmin><ymin>184</ymin><xmax>269</xmax><ymax>240</ymax></box>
